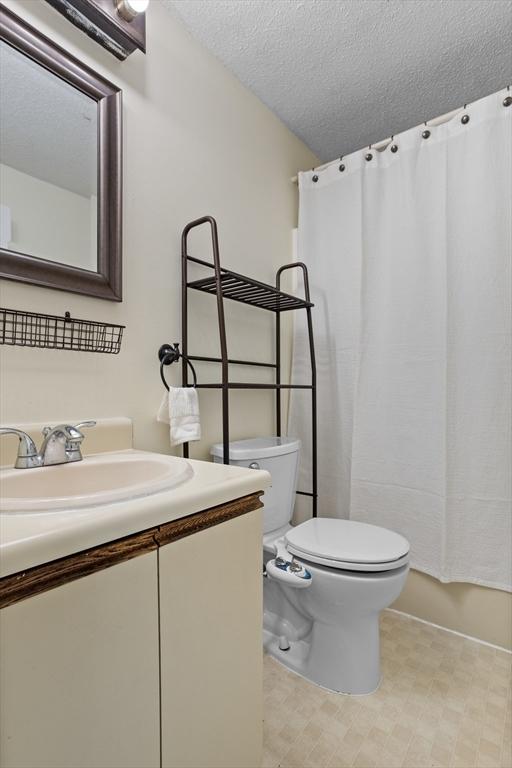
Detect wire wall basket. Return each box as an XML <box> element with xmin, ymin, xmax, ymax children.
<box><xmin>0</xmin><ymin>308</ymin><xmax>125</xmax><ymax>354</ymax></box>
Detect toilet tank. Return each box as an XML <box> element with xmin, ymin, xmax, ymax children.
<box><xmin>210</xmin><ymin>437</ymin><xmax>301</xmax><ymax>534</ymax></box>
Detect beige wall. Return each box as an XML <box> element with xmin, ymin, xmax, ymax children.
<box><xmin>392</xmin><ymin>569</ymin><xmax>512</xmax><ymax>651</ymax></box>
<box><xmin>0</xmin><ymin>162</ymin><xmax>96</xmax><ymax>269</ymax></box>
<box><xmin>0</xmin><ymin>0</ymin><xmax>318</xmax><ymax>459</ymax></box>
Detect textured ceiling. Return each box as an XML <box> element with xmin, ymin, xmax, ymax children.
<box><xmin>164</xmin><ymin>0</ymin><xmax>512</xmax><ymax>162</ymax></box>
<box><xmin>0</xmin><ymin>41</ymin><xmax>97</xmax><ymax>197</ymax></box>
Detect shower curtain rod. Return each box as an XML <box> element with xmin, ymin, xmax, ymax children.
<box><xmin>290</xmin><ymin>103</ymin><xmax>469</xmax><ymax>185</ymax></box>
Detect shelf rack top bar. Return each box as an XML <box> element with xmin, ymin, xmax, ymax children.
<box><xmin>187</xmin><ymin>271</ymin><xmax>313</xmax><ymax>313</ymax></box>
<box><xmin>195</xmin><ymin>383</ymin><xmax>313</xmax><ymax>389</ymax></box>
<box><xmin>188</xmin><ymin>355</ymin><xmax>277</xmax><ymax>369</ymax></box>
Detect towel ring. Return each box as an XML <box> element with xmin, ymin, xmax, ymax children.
<box><xmin>158</xmin><ymin>343</ymin><xmax>198</xmax><ymax>390</ymax></box>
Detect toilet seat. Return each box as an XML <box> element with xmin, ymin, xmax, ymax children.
<box><xmin>285</xmin><ymin>518</ymin><xmax>410</xmax><ymax>572</ymax></box>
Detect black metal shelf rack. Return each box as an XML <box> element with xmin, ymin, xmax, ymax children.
<box><xmin>163</xmin><ymin>215</ymin><xmax>317</xmax><ymax>517</ymax></box>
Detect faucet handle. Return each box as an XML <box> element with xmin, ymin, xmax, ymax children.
<box><xmin>65</xmin><ymin>421</ymin><xmax>96</xmax><ymax>462</ymax></box>
<box><xmin>68</xmin><ymin>421</ymin><xmax>96</xmax><ymax>446</ymax></box>
<box><xmin>74</xmin><ymin>421</ymin><xmax>96</xmax><ymax>432</ymax></box>
<box><xmin>42</xmin><ymin>421</ymin><xmax>96</xmax><ymax>439</ymax></box>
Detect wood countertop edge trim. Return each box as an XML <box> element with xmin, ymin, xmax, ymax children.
<box><xmin>0</xmin><ymin>491</ymin><xmax>264</xmax><ymax>609</ymax></box>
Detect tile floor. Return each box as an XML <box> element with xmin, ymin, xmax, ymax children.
<box><xmin>262</xmin><ymin>611</ymin><xmax>512</xmax><ymax>768</ymax></box>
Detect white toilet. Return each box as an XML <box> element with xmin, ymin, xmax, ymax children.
<box><xmin>211</xmin><ymin>437</ymin><xmax>410</xmax><ymax>695</ymax></box>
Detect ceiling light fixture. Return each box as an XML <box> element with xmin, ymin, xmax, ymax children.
<box><xmin>115</xmin><ymin>0</ymin><xmax>149</xmax><ymax>22</ymax></box>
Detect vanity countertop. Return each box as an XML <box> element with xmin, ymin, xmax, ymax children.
<box><xmin>0</xmin><ymin>450</ymin><xmax>271</xmax><ymax>578</ymax></box>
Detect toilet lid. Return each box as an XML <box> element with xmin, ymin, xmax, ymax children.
<box><xmin>285</xmin><ymin>518</ymin><xmax>409</xmax><ymax>570</ymax></box>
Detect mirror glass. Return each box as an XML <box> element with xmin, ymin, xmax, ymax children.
<box><xmin>0</xmin><ymin>40</ymin><xmax>98</xmax><ymax>272</ymax></box>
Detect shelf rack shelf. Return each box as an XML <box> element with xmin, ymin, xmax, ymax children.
<box><xmin>188</xmin><ymin>271</ymin><xmax>313</xmax><ymax>313</ymax></box>
<box><xmin>161</xmin><ymin>215</ymin><xmax>317</xmax><ymax>517</ymax></box>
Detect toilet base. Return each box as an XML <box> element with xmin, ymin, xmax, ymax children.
<box><xmin>263</xmin><ymin>630</ymin><xmax>383</xmax><ymax>696</ymax></box>
<box><xmin>263</xmin><ymin>614</ymin><xmax>381</xmax><ymax>695</ymax></box>
<box><xmin>263</xmin><ymin>561</ymin><xmax>410</xmax><ymax>694</ymax></box>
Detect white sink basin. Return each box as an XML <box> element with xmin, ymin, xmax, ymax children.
<box><xmin>0</xmin><ymin>451</ymin><xmax>194</xmax><ymax>513</ymax></box>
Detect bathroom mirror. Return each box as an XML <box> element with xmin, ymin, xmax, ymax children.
<box><xmin>0</xmin><ymin>6</ymin><xmax>122</xmax><ymax>300</ymax></box>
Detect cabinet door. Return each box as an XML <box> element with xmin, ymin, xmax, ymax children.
<box><xmin>159</xmin><ymin>509</ymin><xmax>263</xmax><ymax>768</ymax></box>
<box><xmin>0</xmin><ymin>552</ymin><xmax>160</xmax><ymax>768</ymax></box>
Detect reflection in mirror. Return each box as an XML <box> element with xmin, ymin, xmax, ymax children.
<box><xmin>0</xmin><ymin>41</ymin><xmax>98</xmax><ymax>271</ymax></box>
<box><xmin>0</xmin><ymin>4</ymin><xmax>121</xmax><ymax>300</ymax></box>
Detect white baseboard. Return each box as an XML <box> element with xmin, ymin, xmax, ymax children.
<box><xmin>386</xmin><ymin>608</ymin><xmax>512</xmax><ymax>655</ymax></box>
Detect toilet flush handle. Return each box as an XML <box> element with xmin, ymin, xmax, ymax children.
<box><xmin>248</xmin><ymin>462</ymin><xmax>260</xmax><ymax>470</ymax></box>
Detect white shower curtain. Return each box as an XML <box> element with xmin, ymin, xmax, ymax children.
<box><xmin>289</xmin><ymin>89</ymin><xmax>512</xmax><ymax>590</ymax></box>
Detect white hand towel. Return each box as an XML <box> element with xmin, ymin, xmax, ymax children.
<box><xmin>157</xmin><ymin>387</ymin><xmax>201</xmax><ymax>447</ymax></box>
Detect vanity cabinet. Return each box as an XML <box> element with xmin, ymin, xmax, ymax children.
<box><xmin>0</xmin><ymin>552</ymin><xmax>160</xmax><ymax>768</ymax></box>
<box><xmin>159</xmin><ymin>509</ymin><xmax>263</xmax><ymax>768</ymax></box>
<box><xmin>0</xmin><ymin>493</ymin><xmax>263</xmax><ymax>768</ymax></box>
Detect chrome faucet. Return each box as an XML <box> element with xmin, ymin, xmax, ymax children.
<box><xmin>38</xmin><ymin>422</ymin><xmax>96</xmax><ymax>466</ymax></box>
<box><xmin>0</xmin><ymin>421</ymin><xmax>96</xmax><ymax>469</ymax></box>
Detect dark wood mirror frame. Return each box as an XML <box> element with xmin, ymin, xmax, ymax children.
<box><xmin>0</xmin><ymin>4</ymin><xmax>122</xmax><ymax>301</ymax></box>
